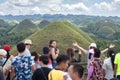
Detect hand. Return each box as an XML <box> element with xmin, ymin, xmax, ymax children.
<box><xmin>109</xmin><ymin>44</ymin><xmax>115</xmax><ymax>49</ymax></box>
<box><xmin>73</xmin><ymin>42</ymin><xmax>78</xmax><ymax>47</ymax></box>
<box><xmin>56</xmin><ymin>48</ymin><xmax>59</xmax><ymax>54</ymax></box>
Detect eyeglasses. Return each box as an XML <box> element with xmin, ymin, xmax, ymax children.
<box><xmin>90</xmin><ymin>47</ymin><xmax>95</xmax><ymax>49</ymax></box>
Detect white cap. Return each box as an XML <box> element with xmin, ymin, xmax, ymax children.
<box><xmin>0</xmin><ymin>49</ymin><xmax>7</xmax><ymax>56</ymax></box>
<box><xmin>89</xmin><ymin>43</ymin><xmax>97</xmax><ymax>48</ymax></box>
<box><xmin>24</xmin><ymin>39</ymin><xmax>32</xmax><ymax>45</ymax></box>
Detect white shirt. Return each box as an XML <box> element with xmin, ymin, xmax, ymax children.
<box><xmin>63</xmin><ymin>72</ymin><xmax>72</xmax><ymax>80</ymax></box>
<box><xmin>103</xmin><ymin>57</ymin><xmax>114</xmax><ymax>79</ymax></box>
<box><xmin>24</xmin><ymin>48</ymin><xmax>31</xmax><ymax>56</ymax></box>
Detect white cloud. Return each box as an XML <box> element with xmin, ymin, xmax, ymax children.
<box><xmin>0</xmin><ymin>0</ymin><xmax>119</xmax><ymax>16</ymax></box>
<box><xmin>0</xmin><ymin>0</ymin><xmax>91</xmax><ymax>15</ymax></box>
<box><xmin>94</xmin><ymin>2</ymin><xmax>114</xmax><ymax>11</ymax></box>
<box><xmin>63</xmin><ymin>3</ymin><xmax>89</xmax><ymax>11</ymax></box>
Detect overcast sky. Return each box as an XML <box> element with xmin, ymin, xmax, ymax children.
<box><xmin>0</xmin><ymin>0</ymin><xmax>120</xmax><ymax>16</ymax></box>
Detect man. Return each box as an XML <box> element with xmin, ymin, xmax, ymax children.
<box><xmin>114</xmin><ymin>52</ymin><xmax>120</xmax><ymax>80</ymax></box>
<box><xmin>48</xmin><ymin>54</ymin><xmax>69</xmax><ymax>80</ymax></box>
<box><xmin>68</xmin><ymin>64</ymin><xmax>84</xmax><ymax>80</ymax></box>
<box><xmin>32</xmin><ymin>55</ymin><xmax>51</xmax><ymax>80</ymax></box>
<box><xmin>11</xmin><ymin>43</ymin><xmax>35</xmax><ymax>80</ymax></box>
<box><xmin>24</xmin><ymin>39</ymin><xmax>32</xmax><ymax>56</ymax></box>
<box><xmin>0</xmin><ymin>49</ymin><xmax>7</xmax><ymax>80</ymax></box>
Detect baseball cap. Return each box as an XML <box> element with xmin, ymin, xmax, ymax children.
<box><xmin>24</xmin><ymin>39</ymin><xmax>32</xmax><ymax>45</ymax></box>
<box><xmin>0</xmin><ymin>49</ymin><xmax>7</xmax><ymax>56</ymax></box>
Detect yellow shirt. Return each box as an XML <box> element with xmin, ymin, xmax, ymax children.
<box><xmin>48</xmin><ymin>69</ymin><xmax>64</xmax><ymax>80</ymax></box>
<box><xmin>114</xmin><ymin>53</ymin><xmax>120</xmax><ymax>75</ymax></box>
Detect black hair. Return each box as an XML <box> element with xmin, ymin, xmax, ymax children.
<box><xmin>17</xmin><ymin>43</ymin><xmax>25</xmax><ymax>53</ymax></box>
<box><xmin>39</xmin><ymin>55</ymin><xmax>49</xmax><ymax>65</ymax></box>
<box><xmin>56</xmin><ymin>54</ymin><xmax>69</xmax><ymax>65</ymax></box>
<box><xmin>108</xmin><ymin>49</ymin><xmax>115</xmax><ymax>70</ymax></box>
<box><xmin>93</xmin><ymin>48</ymin><xmax>101</xmax><ymax>58</ymax></box>
<box><xmin>72</xmin><ymin>64</ymin><xmax>84</xmax><ymax>78</ymax></box>
<box><xmin>42</xmin><ymin>47</ymin><xmax>50</xmax><ymax>54</ymax></box>
<box><xmin>49</xmin><ymin>40</ymin><xmax>56</xmax><ymax>47</ymax></box>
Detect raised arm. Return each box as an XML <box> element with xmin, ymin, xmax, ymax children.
<box><xmin>73</xmin><ymin>42</ymin><xmax>87</xmax><ymax>54</ymax></box>
<box><xmin>101</xmin><ymin>44</ymin><xmax>115</xmax><ymax>54</ymax></box>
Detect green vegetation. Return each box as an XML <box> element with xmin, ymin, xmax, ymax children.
<box><xmin>9</xmin><ymin>19</ymin><xmax>39</xmax><ymax>34</ymax></box>
<box><xmin>80</xmin><ymin>20</ymin><xmax>120</xmax><ymax>40</ymax></box>
<box><xmin>11</xmin><ymin>21</ymin><xmax>94</xmax><ymax>59</ymax></box>
<box><xmin>38</xmin><ymin>20</ymin><xmax>50</xmax><ymax>28</ymax></box>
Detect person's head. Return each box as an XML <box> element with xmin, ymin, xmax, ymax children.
<box><xmin>0</xmin><ymin>49</ymin><xmax>7</xmax><ymax>65</ymax></box>
<box><xmin>93</xmin><ymin>48</ymin><xmax>101</xmax><ymax>58</ymax></box>
<box><xmin>66</xmin><ymin>48</ymin><xmax>74</xmax><ymax>58</ymax></box>
<box><xmin>0</xmin><ymin>49</ymin><xmax>7</xmax><ymax>59</ymax></box>
<box><xmin>42</xmin><ymin>47</ymin><xmax>50</xmax><ymax>54</ymax></box>
<box><xmin>89</xmin><ymin>43</ymin><xmax>97</xmax><ymax>49</ymax></box>
<box><xmin>17</xmin><ymin>42</ymin><xmax>26</xmax><ymax>53</ymax></box>
<box><xmin>31</xmin><ymin>52</ymin><xmax>39</xmax><ymax>62</ymax></box>
<box><xmin>39</xmin><ymin>55</ymin><xmax>49</xmax><ymax>65</ymax></box>
<box><xmin>68</xmin><ymin>64</ymin><xmax>84</xmax><ymax>80</ymax></box>
<box><xmin>24</xmin><ymin>39</ymin><xmax>32</xmax><ymax>49</ymax></box>
<box><xmin>56</xmin><ymin>54</ymin><xmax>69</xmax><ymax>71</ymax></box>
<box><xmin>49</xmin><ymin>40</ymin><xmax>57</xmax><ymax>48</ymax></box>
<box><xmin>108</xmin><ymin>49</ymin><xmax>115</xmax><ymax>70</ymax></box>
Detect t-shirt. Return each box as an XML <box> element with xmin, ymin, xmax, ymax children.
<box><xmin>12</xmin><ymin>55</ymin><xmax>35</xmax><ymax>80</ymax></box>
<box><xmin>86</xmin><ymin>51</ymin><xmax>94</xmax><ymax>69</ymax></box>
<box><xmin>63</xmin><ymin>72</ymin><xmax>72</xmax><ymax>80</ymax></box>
<box><xmin>24</xmin><ymin>48</ymin><xmax>31</xmax><ymax>56</ymax></box>
<box><xmin>32</xmin><ymin>67</ymin><xmax>51</xmax><ymax>80</ymax></box>
<box><xmin>114</xmin><ymin>53</ymin><xmax>120</xmax><ymax>75</ymax></box>
<box><xmin>103</xmin><ymin>57</ymin><xmax>114</xmax><ymax>79</ymax></box>
<box><xmin>48</xmin><ymin>69</ymin><xmax>64</xmax><ymax>80</ymax></box>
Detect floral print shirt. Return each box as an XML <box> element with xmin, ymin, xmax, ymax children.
<box><xmin>12</xmin><ymin>55</ymin><xmax>35</xmax><ymax>80</ymax></box>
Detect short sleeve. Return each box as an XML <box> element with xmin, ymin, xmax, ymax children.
<box><xmin>30</xmin><ymin>56</ymin><xmax>35</xmax><ymax>66</ymax></box>
<box><xmin>103</xmin><ymin>60</ymin><xmax>107</xmax><ymax>70</ymax></box>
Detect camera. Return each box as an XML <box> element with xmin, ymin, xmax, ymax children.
<box><xmin>74</xmin><ymin>49</ymin><xmax>79</xmax><ymax>53</ymax></box>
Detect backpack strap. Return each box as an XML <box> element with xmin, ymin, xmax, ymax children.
<box><xmin>40</xmin><ymin>68</ymin><xmax>47</xmax><ymax>80</ymax></box>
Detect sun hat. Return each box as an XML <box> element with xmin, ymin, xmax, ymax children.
<box><xmin>24</xmin><ymin>39</ymin><xmax>32</xmax><ymax>45</ymax></box>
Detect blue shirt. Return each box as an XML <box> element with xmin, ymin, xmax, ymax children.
<box><xmin>12</xmin><ymin>55</ymin><xmax>35</xmax><ymax>80</ymax></box>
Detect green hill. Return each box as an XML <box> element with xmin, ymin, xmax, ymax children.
<box><xmin>9</xmin><ymin>19</ymin><xmax>39</xmax><ymax>34</ymax></box>
<box><xmin>81</xmin><ymin>20</ymin><xmax>120</xmax><ymax>40</ymax></box>
<box><xmin>38</xmin><ymin>20</ymin><xmax>50</xmax><ymax>28</ymax></box>
<box><xmin>0</xmin><ymin>19</ymin><xmax>12</xmax><ymax>35</ymax></box>
<box><xmin>11</xmin><ymin>21</ymin><xmax>94</xmax><ymax>62</ymax></box>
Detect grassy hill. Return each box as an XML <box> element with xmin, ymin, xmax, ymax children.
<box><xmin>38</xmin><ymin>20</ymin><xmax>50</xmax><ymax>28</ymax></box>
<box><xmin>11</xmin><ymin>21</ymin><xmax>94</xmax><ymax>62</ymax></box>
<box><xmin>80</xmin><ymin>20</ymin><xmax>120</xmax><ymax>40</ymax></box>
<box><xmin>9</xmin><ymin>19</ymin><xmax>39</xmax><ymax>34</ymax></box>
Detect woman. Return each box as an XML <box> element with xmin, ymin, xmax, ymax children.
<box><xmin>49</xmin><ymin>40</ymin><xmax>59</xmax><ymax>68</ymax></box>
<box><xmin>103</xmin><ymin>49</ymin><xmax>115</xmax><ymax>80</ymax></box>
<box><xmin>66</xmin><ymin>48</ymin><xmax>77</xmax><ymax>64</ymax></box>
<box><xmin>87</xmin><ymin>48</ymin><xmax>104</xmax><ymax>80</ymax></box>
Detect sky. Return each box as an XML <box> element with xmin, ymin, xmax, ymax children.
<box><xmin>0</xmin><ymin>0</ymin><xmax>120</xmax><ymax>16</ymax></box>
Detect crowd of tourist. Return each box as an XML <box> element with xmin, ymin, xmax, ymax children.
<box><xmin>0</xmin><ymin>39</ymin><xmax>120</xmax><ymax>80</ymax></box>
